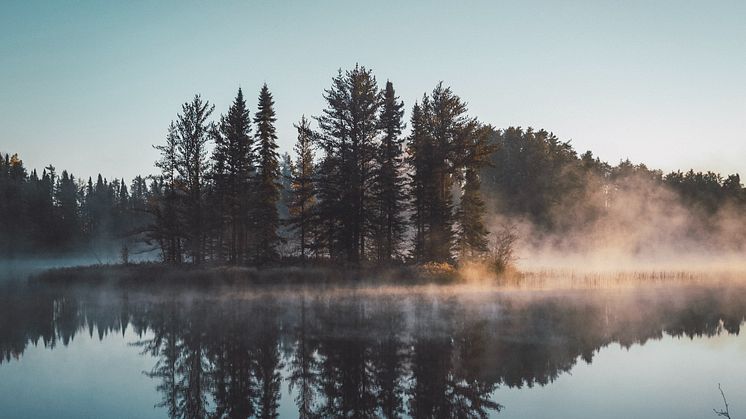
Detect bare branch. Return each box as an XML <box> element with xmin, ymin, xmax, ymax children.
<box><xmin>713</xmin><ymin>383</ymin><xmax>731</xmax><ymax>419</ymax></box>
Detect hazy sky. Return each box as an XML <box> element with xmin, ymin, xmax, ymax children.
<box><xmin>1</xmin><ymin>0</ymin><xmax>745</xmax><ymax>180</ymax></box>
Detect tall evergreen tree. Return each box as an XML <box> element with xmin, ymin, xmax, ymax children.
<box><xmin>315</xmin><ymin>65</ymin><xmax>381</xmax><ymax>262</ymax></box>
<box><xmin>212</xmin><ymin>88</ymin><xmax>253</xmax><ymax>264</ymax></box>
<box><xmin>55</xmin><ymin>170</ymin><xmax>79</xmax><ymax>247</ymax></box>
<box><xmin>252</xmin><ymin>84</ymin><xmax>281</xmax><ymax>263</ymax></box>
<box><xmin>407</xmin><ymin>83</ymin><xmax>478</xmax><ymax>263</ymax></box>
<box><xmin>115</xmin><ymin>178</ymin><xmax>130</xmax><ymax>236</ymax></box>
<box><xmin>0</xmin><ymin>154</ymin><xmax>27</xmax><ymax>255</ymax></box>
<box><xmin>41</xmin><ymin>166</ymin><xmax>57</xmax><ymax>246</ymax></box>
<box><xmin>152</xmin><ymin>122</ymin><xmax>183</xmax><ymax>263</ymax></box>
<box><xmin>289</xmin><ymin>116</ymin><xmax>316</xmax><ymax>261</ymax></box>
<box><xmin>372</xmin><ymin>81</ymin><xmax>407</xmax><ymax>263</ymax></box>
<box><xmin>314</xmin><ymin>71</ymin><xmax>350</xmax><ymax>261</ymax></box>
<box><xmin>174</xmin><ymin>95</ymin><xmax>214</xmax><ymax>264</ymax></box>
<box><xmin>456</xmin><ymin>170</ymin><xmax>489</xmax><ymax>258</ymax></box>
<box><xmin>278</xmin><ymin>152</ymin><xmax>295</xmax><ymax>257</ymax></box>
<box><xmin>407</xmin><ymin>103</ymin><xmax>431</xmax><ymax>262</ymax></box>
<box><xmin>455</xmin><ymin>125</ymin><xmax>495</xmax><ymax>258</ymax></box>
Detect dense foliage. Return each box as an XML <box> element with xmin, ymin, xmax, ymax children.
<box><xmin>2</xmin><ymin>65</ymin><xmax>745</xmax><ymax>264</ymax></box>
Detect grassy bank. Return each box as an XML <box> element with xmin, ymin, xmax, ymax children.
<box><xmin>32</xmin><ymin>261</ymin><xmax>744</xmax><ymax>291</ymax></box>
<box><xmin>32</xmin><ymin>261</ymin><xmax>470</xmax><ymax>286</ymax></box>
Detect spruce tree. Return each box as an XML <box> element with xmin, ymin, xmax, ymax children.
<box><xmin>0</xmin><ymin>154</ymin><xmax>27</xmax><ymax>256</ymax></box>
<box><xmin>373</xmin><ymin>81</ymin><xmax>406</xmax><ymax>263</ymax></box>
<box><xmin>278</xmin><ymin>152</ymin><xmax>294</xmax><ymax>221</ymax></box>
<box><xmin>252</xmin><ymin>84</ymin><xmax>281</xmax><ymax>263</ymax></box>
<box><xmin>212</xmin><ymin>88</ymin><xmax>253</xmax><ymax>264</ymax></box>
<box><xmin>174</xmin><ymin>95</ymin><xmax>214</xmax><ymax>264</ymax></box>
<box><xmin>456</xmin><ymin>169</ymin><xmax>489</xmax><ymax>257</ymax></box>
<box><xmin>314</xmin><ymin>70</ymin><xmax>350</xmax><ymax>260</ymax></box>
<box><xmin>55</xmin><ymin>170</ymin><xmax>80</xmax><ymax>247</ymax></box>
<box><xmin>315</xmin><ymin>65</ymin><xmax>381</xmax><ymax>262</ymax></box>
<box><xmin>289</xmin><ymin>116</ymin><xmax>316</xmax><ymax>261</ymax></box>
<box><xmin>455</xmin><ymin>125</ymin><xmax>495</xmax><ymax>258</ymax></box>
<box><xmin>152</xmin><ymin>122</ymin><xmax>183</xmax><ymax>263</ymax></box>
<box><xmin>277</xmin><ymin>152</ymin><xmax>294</xmax><ymax>257</ymax></box>
<box><xmin>406</xmin><ymin>103</ymin><xmax>430</xmax><ymax>262</ymax></box>
<box><xmin>407</xmin><ymin>83</ymin><xmax>478</xmax><ymax>263</ymax></box>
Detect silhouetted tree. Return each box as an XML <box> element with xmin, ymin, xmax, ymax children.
<box><xmin>289</xmin><ymin>116</ymin><xmax>316</xmax><ymax>261</ymax></box>
<box><xmin>372</xmin><ymin>80</ymin><xmax>407</xmax><ymax>263</ymax></box>
<box><xmin>252</xmin><ymin>84</ymin><xmax>282</xmax><ymax>264</ymax></box>
<box><xmin>152</xmin><ymin>123</ymin><xmax>184</xmax><ymax>263</ymax></box>
<box><xmin>211</xmin><ymin>88</ymin><xmax>254</xmax><ymax>264</ymax></box>
<box><xmin>407</xmin><ymin>83</ymin><xmax>481</xmax><ymax>262</ymax></box>
<box><xmin>54</xmin><ymin>170</ymin><xmax>80</xmax><ymax>248</ymax></box>
<box><xmin>455</xmin><ymin>126</ymin><xmax>495</xmax><ymax>258</ymax></box>
<box><xmin>175</xmin><ymin>95</ymin><xmax>215</xmax><ymax>264</ymax></box>
<box><xmin>315</xmin><ymin>65</ymin><xmax>381</xmax><ymax>263</ymax></box>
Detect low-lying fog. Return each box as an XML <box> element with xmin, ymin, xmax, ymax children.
<box><xmin>1</xmin><ymin>277</ymin><xmax>744</xmax><ymax>418</ymax></box>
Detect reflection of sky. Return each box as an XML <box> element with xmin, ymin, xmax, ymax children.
<box><xmin>2</xmin><ymin>1</ymin><xmax>745</xmax><ymax>179</ymax></box>
<box><xmin>0</xmin><ymin>328</ymin><xmax>163</xmax><ymax>419</ymax></box>
<box><xmin>494</xmin><ymin>332</ymin><xmax>746</xmax><ymax>418</ymax></box>
<box><xmin>1</xmin><ymin>324</ymin><xmax>744</xmax><ymax>417</ymax></box>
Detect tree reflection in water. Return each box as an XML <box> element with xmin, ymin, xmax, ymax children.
<box><xmin>2</xmin><ymin>282</ymin><xmax>746</xmax><ymax>418</ymax></box>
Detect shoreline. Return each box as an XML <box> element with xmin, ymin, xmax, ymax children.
<box><xmin>31</xmin><ymin>262</ymin><xmax>465</xmax><ymax>286</ymax></box>
<box><xmin>26</xmin><ymin>262</ymin><xmax>746</xmax><ymax>292</ymax></box>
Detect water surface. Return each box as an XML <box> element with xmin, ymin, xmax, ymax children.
<box><xmin>1</xmin><ymin>276</ymin><xmax>745</xmax><ymax>418</ymax></box>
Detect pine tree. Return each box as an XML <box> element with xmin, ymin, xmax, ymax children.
<box><xmin>152</xmin><ymin>122</ymin><xmax>183</xmax><ymax>263</ymax></box>
<box><xmin>314</xmin><ymin>71</ymin><xmax>350</xmax><ymax>261</ymax></box>
<box><xmin>212</xmin><ymin>88</ymin><xmax>253</xmax><ymax>264</ymax></box>
<box><xmin>55</xmin><ymin>170</ymin><xmax>79</xmax><ymax>248</ymax></box>
<box><xmin>455</xmin><ymin>126</ymin><xmax>495</xmax><ymax>258</ymax></box>
<box><xmin>456</xmin><ymin>169</ymin><xmax>489</xmax><ymax>257</ymax></box>
<box><xmin>407</xmin><ymin>103</ymin><xmax>430</xmax><ymax>262</ymax></box>
<box><xmin>277</xmin><ymin>152</ymin><xmax>294</xmax><ymax>257</ymax></box>
<box><xmin>116</xmin><ymin>178</ymin><xmax>130</xmax><ymax>236</ymax></box>
<box><xmin>0</xmin><ymin>154</ymin><xmax>27</xmax><ymax>256</ymax></box>
<box><xmin>40</xmin><ymin>165</ymin><xmax>57</xmax><ymax>247</ymax></box>
<box><xmin>289</xmin><ymin>116</ymin><xmax>316</xmax><ymax>261</ymax></box>
<box><xmin>174</xmin><ymin>95</ymin><xmax>214</xmax><ymax>264</ymax></box>
<box><xmin>252</xmin><ymin>84</ymin><xmax>281</xmax><ymax>263</ymax></box>
<box><xmin>373</xmin><ymin>80</ymin><xmax>407</xmax><ymax>263</ymax></box>
<box><xmin>407</xmin><ymin>83</ymin><xmax>479</xmax><ymax>263</ymax></box>
<box><xmin>315</xmin><ymin>65</ymin><xmax>381</xmax><ymax>262</ymax></box>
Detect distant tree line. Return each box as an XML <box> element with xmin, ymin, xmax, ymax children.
<box><xmin>0</xmin><ymin>153</ymin><xmax>149</xmax><ymax>258</ymax></box>
<box><xmin>481</xmin><ymin>127</ymin><xmax>746</xmax><ymax>243</ymax></box>
<box><xmin>2</xmin><ymin>65</ymin><xmax>745</xmax><ymax>263</ymax></box>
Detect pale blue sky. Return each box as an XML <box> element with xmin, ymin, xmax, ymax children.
<box><xmin>1</xmin><ymin>0</ymin><xmax>745</xmax><ymax>180</ymax></box>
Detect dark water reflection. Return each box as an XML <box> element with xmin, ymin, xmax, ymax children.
<box><xmin>1</xmin><ymin>280</ymin><xmax>746</xmax><ymax>418</ymax></box>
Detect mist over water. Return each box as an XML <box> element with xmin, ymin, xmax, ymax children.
<box><xmin>4</xmin><ymin>144</ymin><xmax>746</xmax><ymax>417</ymax></box>
<box><xmin>1</xmin><ymin>274</ymin><xmax>745</xmax><ymax>418</ymax></box>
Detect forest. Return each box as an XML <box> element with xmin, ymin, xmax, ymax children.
<box><xmin>1</xmin><ymin>65</ymin><xmax>745</xmax><ymax>268</ymax></box>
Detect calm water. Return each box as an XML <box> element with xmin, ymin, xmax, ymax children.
<box><xmin>1</xmin><ymin>276</ymin><xmax>745</xmax><ymax>418</ymax></box>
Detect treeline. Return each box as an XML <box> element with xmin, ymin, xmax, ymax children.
<box><xmin>482</xmin><ymin>127</ymin><xmax>746</xmax><ymax>244</ymax></box>
<box><xmin>0</xmin><ymin>153</ymin><xmax>149</xmax><ymax>258</ymax></box>
<box><xmin>147</xmin><ymin>66</ymin><xmax>496</xmax><ymax>266</ymax></box>
<box><xmin>3</xmin><ymin>64</ymin><xmax>746</xmax><ymax>263</ymax></box>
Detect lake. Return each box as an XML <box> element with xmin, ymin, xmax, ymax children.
<box><xmin>1</xmin><ymin>274</ymin><xmax>745</xmax><ymax>418</ymax></box>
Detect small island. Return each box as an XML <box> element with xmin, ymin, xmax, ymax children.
<box><xmin>3</xmin><ymin>67</ymin><xmax>743</xmax><ymax>286</ymax></box>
